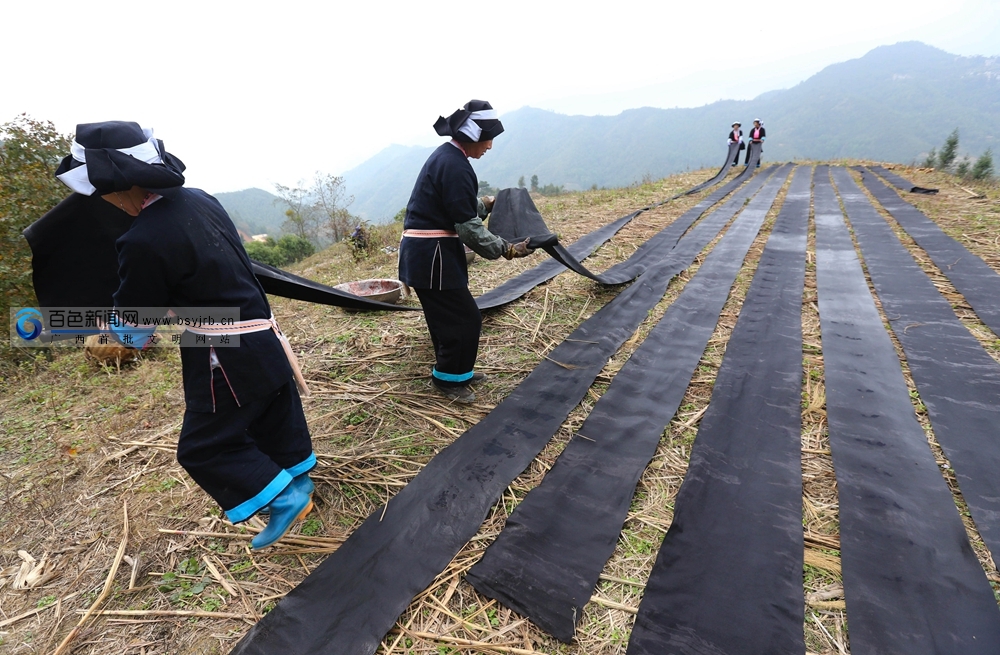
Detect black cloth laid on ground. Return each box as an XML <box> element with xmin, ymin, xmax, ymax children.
<box><xmin>467</xmin><ymin>165</ymin><xmax>793</xmax><ymax>643</ymax></box>
<box><xmin>869</xmin><ymin>165</ymin><xmax>938</xmax><ymax>194</ymax></box>
<box><xmin>625</xmin><ymin>166</ymin><xmax>807</xmax><ymax>654</ymax></box>
<box><xmin>857</xmin><ymin>167</ymin><xmax>1000</xmax><ymax>336</ymax></box>
<box><xmin>474</xmin><ymin>141</ymin><xmax>753</xmax><ymax>310</ymax></box>
<box><xmin>228</xmin><ymin>169</ymin><xmax>778</xmax><ymax>655</ymax></box>
<box><xmin>833</xmin><ymin>167</ymin><xmax>1000</xmax><ymax>563</ymax></box>
<box><xmin>483</xmin><ymin>146</ymin><xmax>762</xmax><ymax>287</ymax></box>
<box><xmin>684</xmin><ymin>141</ymin><xmax>742</xmax><ymax>195</ymax></box>
<box><xmin>814</xmin><ymin>166</ymin><xmax>1000</xmax><ymax>654</ymax></box>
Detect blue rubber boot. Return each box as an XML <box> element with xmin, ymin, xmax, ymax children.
<box><xmin>255</xmin><ymin>473</ymin><xmax>313</xmax><ymax>518</ymax></box>
<box><xmin>293</xmin><ymin>472</ymin><xmax>314</xmax><ymax>495</ymax></box>
<box><xmin>251</xmin><ymin>481</ymin><xmax>313</xmax><ymax>549</ymax></box>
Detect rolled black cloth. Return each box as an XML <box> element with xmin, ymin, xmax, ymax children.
<box><xmin>832</xmin><ymin>166</ymin><xmax>1000</xmax><ymax>566</ymax></box>
<box><xmin>467</xmin><ymin>165</ymin><xmax>793</xmax><ymax>644</ymax></box>
<box><xmin>814</xmin><ymin>166</ymin><xmax>1000</xmax><ymax>654</ymax></box>
<box><xmin>868</xmin><ymin>165</ymin><xmax>938</xmax><ymax>194</ymax></box>
<box><xmin>227</xmin><ymin>168</ymin><xmax>778</xmax><ymax>655</ymax></box>
<box><xmin>23</xmin><ymin>193</ymin><xmax>133</xmax><ymax>308</ymax></box>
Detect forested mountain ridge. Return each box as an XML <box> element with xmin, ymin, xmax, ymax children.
<box><xmin>341</xmin><ymin>41</ymin><xmax>999</xmax><ymax>221</ymax></box>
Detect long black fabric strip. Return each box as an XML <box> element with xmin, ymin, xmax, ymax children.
<box><xmin>814</xmin><ymin>166</ymin><xmax>1000</xmax><ymax>654</ymax></box>
<box><xmin>831</xmin><ymin>167</ymin><xmax>1000</xmax><ymax>562</ymax></box>
<box><xmin>478</xmin><ymin>144</ymin><xmax>764</xmax><ymax>306</ymax></box>
<box><xmin>680</xmin><ymin>141</ymin><xmax>743</xmax><ymax>196</ymax></box>
<box><xmin>859</xmin><ymin>167</ymin><xmax>1000</xmax><ymax>337</ymax></box>
<box><xmin>868</xmin><ymin>164</ymin><xmax>938</xmax><ymax>194</ymax></box>
<box><xmin>250</xmin><ymin>261</ymin><xmax>417</xmax><ymax>311</ymax></box>
<box><xmin>540</xmin><ymin>143</ymin><xmax>764</xmax><ymax>285</ymax></box>
<box><xmin>625</xmin><ymin>167</ymin><xmax>808</xmax><ymax>655</ymax></box>
<box><xmin>475</xmin><ymin>211</ymin><xmax>637</xmax><ymax>309</ymax></box>
<box><xmin>230</xmin><ymin>168</ymin><xmax>779</xmax><ymax>655</ymax></box>
<box><xmin>466</xmin><ymin>165</ymin><xmax>795</xmax><ymax>643</ymax></box>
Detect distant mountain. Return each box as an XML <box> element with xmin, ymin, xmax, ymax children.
<box><xmin>214</xmin><ymin>187</ymin><xmax>286</xmax><ymax>237</ymax></box>
<box><xmin>343</xmin><ymin>41</ymin><xmax>1000</xmax><ymax>221</ymax></box>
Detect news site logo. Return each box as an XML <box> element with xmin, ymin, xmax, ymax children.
<box><xmin>15</xmin><ymin>308</ymin><xmax>43</xmax><ymax>341</ymax></box>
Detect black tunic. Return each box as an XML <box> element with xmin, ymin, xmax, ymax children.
<box><xmin>398</xmin><ymin>143</ymin><xmax>477</xmax><ymax>289</ymax></box>
<box><xmin>24</xmin><ymin>188</ymin><xmax>293</xmax><ymax>413</ymax></box>
<box><xmin>112</xmin><ymin>188</ymin><xmax>293</xmax><ymax>412</ymax></box>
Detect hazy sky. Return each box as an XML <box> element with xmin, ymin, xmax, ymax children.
<box><xmin>3</xmin><ymin>0</ymin><xmax>998</xmax><ymax>193</ymax></box>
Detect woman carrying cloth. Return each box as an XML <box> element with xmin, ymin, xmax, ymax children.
<box><xmin>40</xmin><ymin>121</ymin><xmax>316</xmax><ymax>549</ymax></box>
<box><xmin>399</xmin><ymin>100</ymin><xmax>536</xmax><ymax>403</ymax></box>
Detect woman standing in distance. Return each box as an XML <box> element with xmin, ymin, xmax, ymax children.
<box><xmin>399</xmin><ymin>100</ymin><xmax>535</xmax><ymax>403</ymax></box>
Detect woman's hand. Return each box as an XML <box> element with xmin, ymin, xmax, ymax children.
<box><xmin>503</xmin><ymin>238</ymin><xmax>535</xmax><ymax>260</ymax></box>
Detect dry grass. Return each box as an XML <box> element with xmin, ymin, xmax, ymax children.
<box><xmin>1</xmin><ymin>162</ymin><xmax>997</xmax><ymax>654</ymax></box>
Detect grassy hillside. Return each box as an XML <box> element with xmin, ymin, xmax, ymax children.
<box><xmin>343</xmin><ymin>41</ymin><xmax>1000</xmax><ymax>220</ymax></box>
<box><xmin>2</xmin><ymin>163</ymin><xmax>998</xmax><ymax>654</ymax></box>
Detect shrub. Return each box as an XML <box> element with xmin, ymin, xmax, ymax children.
<box><xmin>243</xmin><ymin>234</ymin><xmax>314</xmax><ymax>267</ymax></box>
<box><xmin>971</xmin><ymin>149</ymin><xmax>994</xmax><ymax>181</ymax></box>
<box><xmin>0</xmin><ymin>115</ymin><xmax>71</xmax><ymax>314</ymax></box>
<box><xmin>923</xmin><ymin>148</ymin><xmax>937</xmax><ymax>168</ymax></box>
<box><xmin>275</xmin><ymin>234</ymin><xmax>314</xmax><ymax>263</ymax></box>
<box><xmin>244</xmin><ymin>238</ymin><xmax>286</xmax><ymax>267</ymax></box>
<box><xmin>938</xmin><ymin>129</ymin><xmax>959</xmax><ymax>170</ymax></box>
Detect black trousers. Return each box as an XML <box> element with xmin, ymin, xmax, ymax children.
<box><xmin>178</xmin><ymin>377</ymin><xmax>313</xmax><ymax>521</ymax></box>
<box><xmin>415</xmin><ymin>286</ymin><xmax>482</xmax><ymax>388</ymax></box>
<box><xmin>732</xmin><ymin>143</ymin><xmax>744</xmax><ymax>165</ymax></box>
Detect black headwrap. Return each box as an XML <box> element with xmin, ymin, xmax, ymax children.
<box><xmin>54</xmin><ymin>121</ymin><xmax>186</xmax><ymax>196</ymax></box>
<box><xmin>433</xmin><ymin>99</ymin><xmax>504</xmax><ymax>143</ymax></box>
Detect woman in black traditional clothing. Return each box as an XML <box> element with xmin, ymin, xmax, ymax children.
<box><xmin>728</xmin><ymin>121</ymin><xmax>744</xmax><ymax>167</ymax></box>
<box><xmin>745</xmin><ymin>118</ymin><xmax>766</xmax><ymax>167</ymax></box>
<box><xmin>399</xmin><ymin>100</ymin><xmax>535</xmax><ymax>403</ymax></box>
<box><xmin>38</xmin><ymin>121</ymin><xmax>316</xmax><ymax>549</ymax></box>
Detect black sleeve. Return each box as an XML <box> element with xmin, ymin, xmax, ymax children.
<box><xmin>443</xmin><ymin>163</ymin><xmax>479</xmax><ymax>225</ymax></box>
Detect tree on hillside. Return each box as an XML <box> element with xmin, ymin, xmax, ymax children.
<box><xmin>971</xmin><ymin>149</ymin><xmax>993</xmax><ymax>181</ymax></box>
<box><xmin>956</xmin><ymin>158</ymin><xmax>971</xmax><ymax>178</ymax></box>
<box><xmin>923</xmin><ymin>148</ymin><xmax>937</xmax><ymax>168</ymax></box>
<box><xmin>530</xmin><ymin>174</ymin><xmax>538</xmax><ymax>192</ymax></box>
<box><xmin>517</xmin><ymin>175</ymin><xmax>525</xmax><ymax>188</ymax></box>
<box><xmin>312</xmin><ymin>172</ymin><xmax>355</xmax><ymax>243</ymax></box>
<box><xmin>478</xmin><ymin>180</ymin><xmax>497</xmax><ymax>196</ymax></box>
<box><xmin>938</xmin><ymin>129</ymin><xmax>959</xmax><ymax>170</ymax></box>
<box><xmin>274</xmin><ymin>182</ymin><xmax>320</xmax><ymax>242</ymax></box>
<box><xmin>0</xmin><ymin>115</ymin><xmax>72</xmax><ymax>313</ymax></box>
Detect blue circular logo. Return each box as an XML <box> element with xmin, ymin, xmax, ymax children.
<box><xmin>15</xmin><ymin>308</ymin><xmax>43</xmax><ymax>340</ymax></box>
